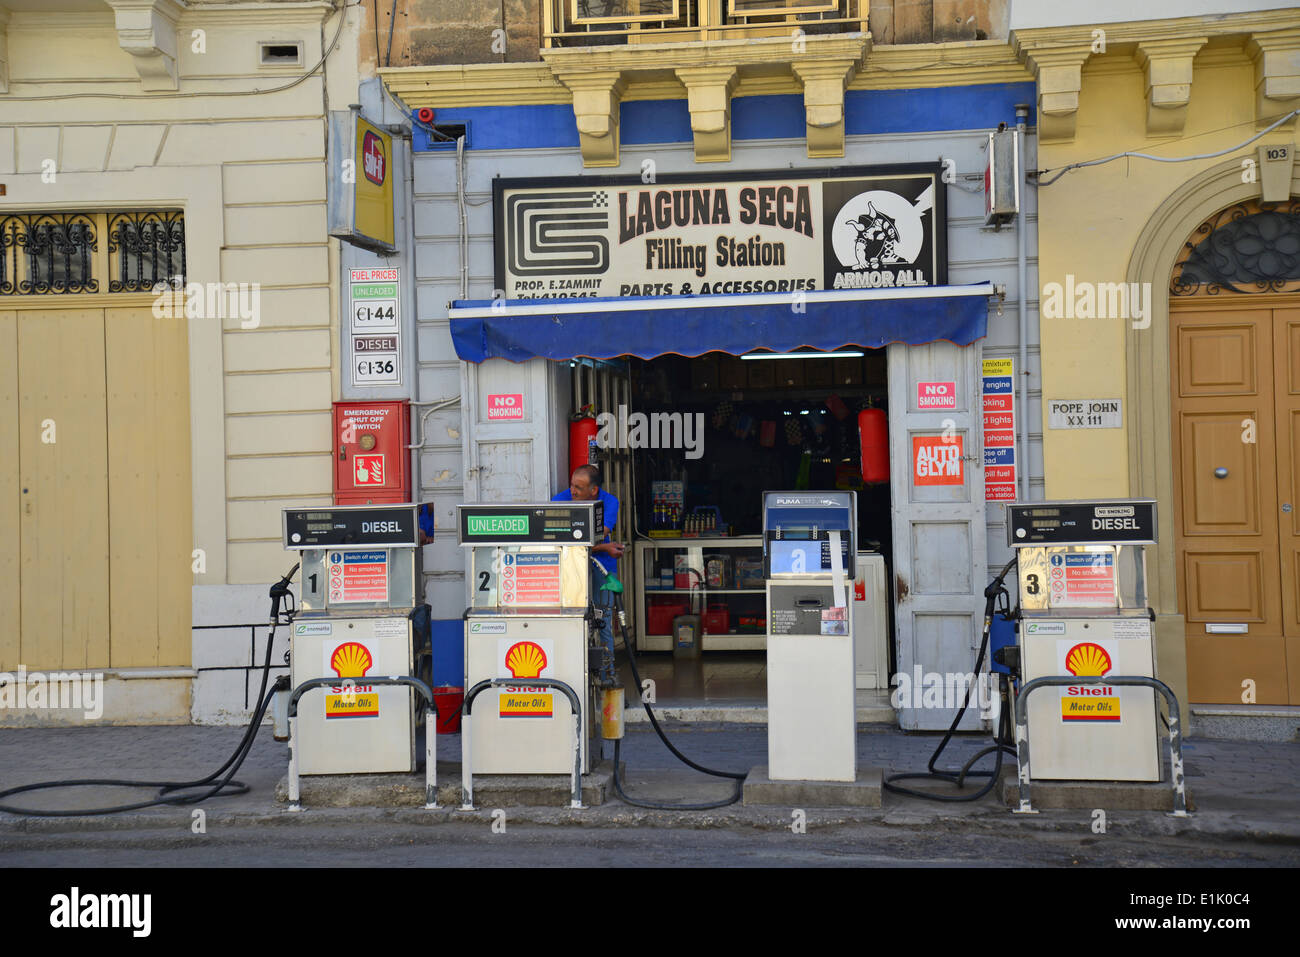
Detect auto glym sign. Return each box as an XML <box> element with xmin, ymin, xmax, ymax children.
<box><xmin>493</xmin><ymin>165</ymin><xmax>946</xmax><ymax>299</ymax></box>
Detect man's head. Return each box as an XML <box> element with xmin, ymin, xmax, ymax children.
<box><xmin>568</xmin><ymin>464</ymin><xmax>602</xmax><ymax>500</ymax></box>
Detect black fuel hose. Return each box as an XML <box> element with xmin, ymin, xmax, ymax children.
<box><xmin>606</xmin><ymin>591</ymin><xmax>746</xmax><ymax>810</ymax></box>
<box><xmin>882</xmin><ymin>557</ymin><xmax>1020</xmax><ymax>803</ymax></box>
<box><xmin>0</xmin><ymin>566</ymin><xmax>297</xmax><ymax>817</ymax></box>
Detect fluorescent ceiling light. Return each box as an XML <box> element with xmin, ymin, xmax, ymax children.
<box><xmin>741</xmin><ymin>350</ymin><xmax>865</xmax><ymax>360</ymax></box>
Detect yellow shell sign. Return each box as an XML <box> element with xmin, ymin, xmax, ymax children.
<box><xmin>501</xmin><ymin>640</ymin><xmax>552</xmax><ymax>718</ymax></box>
<box><xmin>1061</xmin><ymin>640</ymin><xmax>1119</xmax><ymax>723</ymax></box>
<box><xmin>326</xmin><ymin>640</ymin><xmax>379</xmax><ymax>719</ymax></box>
<box><xmin>505</xmin><ymin>640</ymin><xmax>548</xmax><ymax>679</ymax></box>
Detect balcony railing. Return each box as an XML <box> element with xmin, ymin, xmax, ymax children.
<box><xmin>543</xmin><ymin>0</ymin><xmax>868</xmax><ymax>47</ymax></box>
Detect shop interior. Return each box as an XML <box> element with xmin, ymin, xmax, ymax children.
<box><xmin>578</xmin><ymin>348</ymin><xmax>893</xmax><ymax>710</ymax></box>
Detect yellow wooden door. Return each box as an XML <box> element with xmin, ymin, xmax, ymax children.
<box><xmin>0</xmin><ymin>304</ymin><xmax>190</xmax><ymax>671</ymax></box>
<box><xmin>1173</xmin><ymin>301</ymin><xmax>1296</xmax><ymax>704</ymax></box>
<box><xmin>1271</xmin><ymin>306</ymin><xmax>1300</xmax><ymax>704</ymax></box>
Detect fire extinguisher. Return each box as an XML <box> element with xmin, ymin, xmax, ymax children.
<box><xmin>570</xmin><ymin>405</ymin><xmax>599</xmax><ymax>478</ymax></box>
<box><xmin>858</xmin><ymin>406</ymin><xmax>889</xmax><ymax>485</ymax></box>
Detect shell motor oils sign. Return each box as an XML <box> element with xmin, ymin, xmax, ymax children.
<box><xmin>1058</xmin><ymin>639</ymin><xmax>1120</xmax><ymax>722</ymax></box>
<box><xmin>497</xmin><ymin>638</ymin><xmax>554</xmax><ymax>718</ymax></box>
<box><xmin>324</xmin><ymin>641</ymin><xmax>380</xmax><ymax>719</ymax></box>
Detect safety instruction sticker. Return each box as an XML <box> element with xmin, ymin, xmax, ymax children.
<box><xmin>498</xmin><ymin>638</ymin><xmax>554</xmax><ymax>718</ymax></box>
<box><xmin>916</xmin><ymin>381</ymin><xmax>957</xmax><ymax>410</ymax></box>
<box><xmin>982</xmin><ymin>358</ymin><xmax>1016</xmax><ymax>501</ymax></box>
<box><xmin>329</xmin><ymin>550</ymin><xmax>389</xmax><ymax>603</ymax></box>
<box><xmin>1058</xmin><ymin>638</ymin><xmax>1120</xmax><ymax>722</ymax></box>
<box><xmin>1049</xmin><ymin>553</ymin><xmax>1115</xmax><ymax>607</ymax></box>
<box><xmin>500</xmin><ymin>552</ymin><xmax>561</xmax><ymax>606</ymax></box>
<box><xmin>324</xmin><ymin>640</ymin><xmax>379</xmax><ymax>719</ymax></box>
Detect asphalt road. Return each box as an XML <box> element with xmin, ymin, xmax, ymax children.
<box><xmin>1</xmin><ymin>819</ymin><xmax>1295</xmax><ymax>867</ymax></box>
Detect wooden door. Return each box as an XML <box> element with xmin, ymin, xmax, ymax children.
<box><xmin>0</xmin><ymin>304</ymin><xmax>190</xmax><ymax>672</ymax></box>
<box><xmin>1172</xmin><ymin>301</ymin><xmax>1298</xmax><ymax>703</ymax></box>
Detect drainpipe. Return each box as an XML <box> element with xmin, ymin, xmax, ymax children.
<box><xmin>1016</xmin><ymin>102</ymin><xmax>1031</xmax><ymax>502</ymax></box>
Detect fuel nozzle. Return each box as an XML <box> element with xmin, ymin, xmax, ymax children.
<box><xmin>269</xmin><ymin>562</ymin><xmax>300</xmax><ymax>622</ymax></box>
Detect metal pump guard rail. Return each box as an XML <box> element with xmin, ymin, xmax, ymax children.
<box><xmin>1013</xmin><ymin>675</ymin><xmax>1188</xmax><ymax>817</ymax></box>
<box><xmin>461</xmin><ymin>678</ymin><xmax>584</xmax><ymax>810</ymax></box>
<box><xmin>287</xmin><ymin>676</ymin><xmax>438</xmax><ymax>812</ymax></box>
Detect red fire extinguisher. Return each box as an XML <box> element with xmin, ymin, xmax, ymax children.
<box><xmin>570</xmin><ymin>406</ymin><xmax>599</xmax><ymax>478</ymax></box>
<box><xmin>858</xmin><ymin>406</ymin><xmax>889</xmax><ymax>485</ymax></box>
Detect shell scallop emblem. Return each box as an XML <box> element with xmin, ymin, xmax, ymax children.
<box><xmin>504</xmin><ymin>641</ymin><xmax>548</xmax><ymax>679</ymax></box>
<box><xmin>1064</xmin><ymin>642</ymin><xmax>1112</xmax><ymax>678</ymax></box>
<box><xmin>330</xmin><ymin>641</ymin><xmax>374</xmax><ymax>678</ymax></box>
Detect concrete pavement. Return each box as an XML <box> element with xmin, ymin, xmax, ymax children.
<box><xmin>0</xmin><ymin>719</ymin><xmax>1296</xmax><ymax>856</ymax></box>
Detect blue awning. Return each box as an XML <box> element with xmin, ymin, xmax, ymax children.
<box><xmin>448</xmin><ymin>284</ymin><xmax>993</xmax><ymax>363</ymax></box>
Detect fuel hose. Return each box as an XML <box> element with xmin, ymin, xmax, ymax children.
<box><xmin>0</xmin><ymin>566</ymin><xmax>298</xmax><ymax>817</ymax></box>
<box><xmin>882</xmin><ymin>557</ymin><xmax>1019</xmax><ymax>802</ymax></box>
<box><xmin>607</xmin><ymin>590</ymin><xmax>746</xmax><ymax>810</ymax></box>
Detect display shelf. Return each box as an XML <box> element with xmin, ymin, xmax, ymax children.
<box><xmin>633</xmin><ymin>536</ymin><xmax>769</xmax><ymax>653</ymax></box>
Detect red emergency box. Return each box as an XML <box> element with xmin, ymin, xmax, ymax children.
<box><xmin>333</xmin><ymin>401</ymin><xmax>410</xmax><ymax>504</ymax></box>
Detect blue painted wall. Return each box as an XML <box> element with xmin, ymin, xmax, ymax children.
<box><xmin>415</xmin><ymin>83</ymin><xmax>1036</xmax><ymax>152</ymax></box>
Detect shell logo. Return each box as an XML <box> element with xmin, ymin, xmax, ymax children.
<box><xmin>504</xmin><ymin>640</ymin><xmax>548</xmax><ymax>679</ymax></box>
<box><xmin>1065</xmin><ymin>642</ymin><xmax>1112</xmax><ymax>678</ymax></box>
<box><xmin>330</xmin><ymin>641</ymin><xmax>374</xmax><ymax>678</ymax></box>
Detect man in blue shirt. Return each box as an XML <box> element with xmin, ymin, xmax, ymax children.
<box><xmin>553</xmin><ymin>465</ymin><xmax>623</xmax><ymax>680</ymax></box>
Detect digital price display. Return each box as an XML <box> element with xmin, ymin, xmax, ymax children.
<box><xmin>283</xmin><ymin>505</ymin><xmax>418</xmax><ymax>549</ymax></box>
<box><xmin>1008</xmin><ymin>501</ymin><xmax>1156</xmax><ymax>546</ymax></box>
<box><xmin>457</xmin><ymin>502</ymin><xmax>603</xmax><ymax>545</ymax></box>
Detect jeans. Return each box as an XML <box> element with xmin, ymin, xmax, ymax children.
<box><xmin>592</xmin><ymin>570</ymin><xmax>617</xmax><ymax>679</ymax></box>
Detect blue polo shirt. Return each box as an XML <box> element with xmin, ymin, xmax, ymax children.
<box><xmin>552</xmin><ymin>487</ymin><xmax>619</xmax><ymax>576</ymax></box>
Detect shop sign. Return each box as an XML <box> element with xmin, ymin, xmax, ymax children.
<box><xmin>913</xmin><ymin>435</ymin><xmax>964</xmax><ymax>486</ymax></box>
<box><xmin>327</xmin><ymin>110</ymin><xmax>396</xmax><ymax>253</ymax></box>
<box><xmin>493</xmin><ymin>165</ymin><xmax>946</xmax><ymax>299</ymax></box>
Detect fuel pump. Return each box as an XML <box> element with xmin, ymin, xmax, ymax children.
<box><xmin>762</xmin><ymin>491</ymin><xmax>857</xmax><ymax>782</ymax></box>
<box><xmin>458</xmin><ymin>502</ymin><xmax>604</xmax><ymax>780</ymax></box>
<box><xmin>281</xmin><ymin>503</ymin><xmax>430</xmax><ymax>775</ymax></box>
<box><xmin>1009</xmin><ymin>500</ymin><xmax>1162</xmax><ymax>783</ymax></box>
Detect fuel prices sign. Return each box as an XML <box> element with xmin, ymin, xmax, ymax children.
<box><xmin>349</xmin><ymin>267</ymin><xmax>401</xmax><ymax>387</ymax></box>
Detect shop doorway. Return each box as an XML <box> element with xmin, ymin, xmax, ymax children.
<box><xmin>573</xmin><ymin>349</ymin><xmax>892</xmax><ymax>708</ymax></box>
<box><xmin>1172</xmin><ymin>298</ymin><xmax>1300</xmax><ymax>705</ymax></box>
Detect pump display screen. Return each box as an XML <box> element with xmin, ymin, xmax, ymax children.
<box><xmin>457</xmin><ymin>503</ymin><xmax>602</xmax><ymax>545</ymax></box>
<box><xmin>1008</xmin><ymin>501</ymin><xmax>1156</xmax><ymax>546</ymax></box>
<box><xmin>283</xmin><ymin>505</ymin><xmax>418</xmax><ymax>549</ymax></box>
